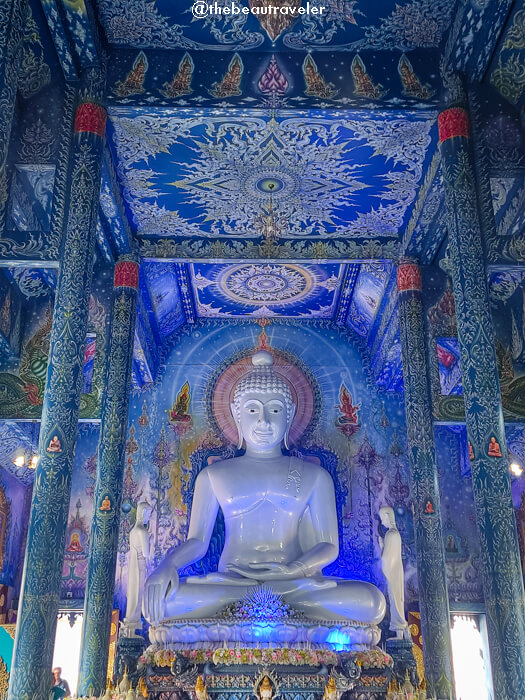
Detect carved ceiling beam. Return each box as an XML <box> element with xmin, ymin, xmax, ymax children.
<box><xmin>39</xmin><ymin>0</ymin><xmax>102</xmax><ymax>81</ymax></box>
<box><xmin>443</xmin><ymin>0</ymin><xmax>514</xmax><ymax>82</ymax></box>
<box><xmin>401</xmin><ymin>149</ymin><xmax>447</xmax><ymax>265</ymax></box>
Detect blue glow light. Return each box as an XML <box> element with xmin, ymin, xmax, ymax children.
<box><xmin>326</xmin><ymin>629</ymin><xmax>352</xmax><ymax>651</ymax></box>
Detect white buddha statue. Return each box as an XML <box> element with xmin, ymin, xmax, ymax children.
<box><xmin>122</xmin><ymin>501</ymin><xmax>152</xmax><ymax>637</ymax></box>
<box><xmin>378</xmin><ymin>506</ymin><xmax>409</xmax><ymax>639</ymax></box>
<box><xmin>143</xmin><ymin>350</ymin><xmax>386</xmax><ymax>625</ymax></box>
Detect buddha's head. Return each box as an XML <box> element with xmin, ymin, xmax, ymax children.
<box><xmin>137</xmin><ymin>501</ymin><xmax>152</xmax><ymax>524</ymax></box>
<box><xmin>231</xmin><ymin>350</ymin><xmax>296</xmax><ymax>452</ymax></box>
<box><xmin>379</xmin><ymin>506</ymin><xmax>396</xmax><ymax>529</ymax></box>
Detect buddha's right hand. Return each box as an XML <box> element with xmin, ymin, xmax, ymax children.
<box><xmin>143</xmin><ymin>565</ymin><xmax>179</xmax><ymax>623</ymax></box>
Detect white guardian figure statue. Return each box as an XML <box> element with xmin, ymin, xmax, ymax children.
<box><xmin>122</xmin><ymin>501</ymin><xmax>152</xmax><ymax>637</ymax></box>
<box><xmin>379</xmin><ymin>506</ymin><xmax>409</xmax><ymax>639</ymax></box>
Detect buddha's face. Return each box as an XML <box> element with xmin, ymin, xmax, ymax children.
<box><xmin>379</xmin><ymin>507</ymin><xmax>394</xmax><ymax>528</ymax></box>
<box><xmin>140</xmin><ymin>504</ymin><xmax>152</xmax><ymax>523</ymax></box>
<box><xmin>236</xmin><ymin>390</ymin><xmax>293</xmax><ymax>451</ymax></box>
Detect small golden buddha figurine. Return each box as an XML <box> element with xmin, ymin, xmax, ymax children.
<box><xmin>323</xmin><ymin>676</ymin><xmax>338</xmax><ymax>700</ymax></box>
<box><xmin>195</xmin><ymin>675</ymin><xmax>209</xmax><ymax>700</ymax></box>
<box><xmin>258</xmin><ymin>676</ymin><xmax>273</xmax><ymax>700</ymax></box>
<box><xmin>100</xmin><ymin>496</ymin><xmax>112</xmax><ymax>512</ymax></box>
<box><xmin>47</xmin><ymin>435</ymin><xmax>62</xmax><ymax>453</ymax></box>
<box><xmin>488</xmin><ymin>436</ymin><xmax>502</xmax><ymax>458</ymax></box>
<box><xmin>66</xmin><ymin>532</ymin><xmax>82</xmax><ymax>552</ymax></box>
<box><xmin>137</xmin><ymin>676</ymin><xmax>148</xmax><ymax>698</ymax></box>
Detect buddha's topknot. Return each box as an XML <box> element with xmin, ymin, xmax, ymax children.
<box><xmin>232</xmin><ymin>351</ymin><xmax>293</xmax><ymax>419</ymax></box>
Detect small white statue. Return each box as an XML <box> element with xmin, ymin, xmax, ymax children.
<box><xmin>122</xmin><ymin>501</ymin><xmax>152</xmax><ymax>637</ymax></box>
<box><xmin>379</xmin><ymin>506</ymin><xmax>409</xmax><ymax>639</ymax></box>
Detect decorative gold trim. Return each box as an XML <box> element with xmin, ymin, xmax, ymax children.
<box><xmin>0</xmin><ymin>657</ymin><xmax>9</xmax><ymax>700</ymax></box>
<box><xmin>0</xmin><ymin>625</ymin><xmax>15</xmax><ymax>640</ymax></box>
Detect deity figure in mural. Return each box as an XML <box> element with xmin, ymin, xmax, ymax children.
<box><xmin>66</xmin><ymin>532</ymin><xmax>82</xmax><ymax>553</ymax></box>
<box><xmin>122</xmin><ymin>501</ymin><xmax>152</xmax><ymax>637</ymax></box>
<box><xmin>378</xmin><ymin>506</ymin><xmax>409</xmax><ymax>639</ymax></box>
<box><xmin>143</xmin><ymin>350</ymin><xmax>386</xmax><ymax>624</ymax></box>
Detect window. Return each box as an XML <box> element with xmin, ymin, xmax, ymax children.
<box><xmin>451</xmin><ymin>614</ymin><xmax>493</xmax><ymax>700</ymax></box>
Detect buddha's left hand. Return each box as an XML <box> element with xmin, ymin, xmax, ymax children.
<box><xmin>226</xmin><ymin>562</ymin><xmax>303</xmax><ymax>580</ymax></box>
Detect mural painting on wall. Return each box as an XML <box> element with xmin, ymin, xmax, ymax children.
<box><xmin>0</xmin><ymin>276</ymin><xmax>22</xmax><ymax>360</ymax></box>
<box><xmin>0</xmin><ymin>284</ymin><xmax>110</xmax><ymax>421</ymax></box>
<box><xmin>509</xmin><ymin>425</ymin><xmax>525</xmax><ymax>574</ymax></box>
<box><xmin>102</xmin><ymin>0</ymin><xmax>450</xmax><ymax>109</ymax></box>
<box><xmin>0</xmin><ymin>470</ymin><xmax>26</xmax><ymax>589</ymax></box>
<box><xmin>426</xmin><ymin>266</ymin><xmax>525</xmax><ymax>421</ymax></box>
<box><xmin>435</xmin><ymin>426</ymin><xmax>484</xmax><ymax>604</ymax></box>
<box><xmin>489</xmin><ymin>269</ymin><xmax>525</xmax><ymax>419</ymax></box>
<box><xmin>61</xmin><ymin>423</ymin><xmax>99</xmax><ymax>599</ymax></box>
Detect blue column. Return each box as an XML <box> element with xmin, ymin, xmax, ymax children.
<box><xmin>8</xmin><ymin>99</ymin><xmax>107</xmax><ymax>700</ymax></box>
<box><xmin>0</xmin><ymin>0</ymin><xmax>24</xmax><ymax>229</ymax></box>
<box><xmin>78</xmin><ymin>257</ymin><xmax>139</xmax><ymax>697</ymax></box>
<box><xmin>396</xmin><ymin>261</ymin><xmax>455</xmax><ymax>700</ymax></box>
<box><xmin>439</xmin><ymin>105</ymin><xmax>525</xmax><ymax>700</ymax></box>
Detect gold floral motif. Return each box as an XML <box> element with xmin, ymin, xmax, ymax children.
<box><xmin>0</xmin><ymin>625</ymin><xmax>15</xmax><ymax>640</ymax></box>
<box><xmin>0</xmin><ymin>657</ymin><xmax>8</xmax><ymax>699</ymax></box>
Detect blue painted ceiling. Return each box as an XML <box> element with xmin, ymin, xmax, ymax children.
<box><xmin>107</xmin><ymin>107</ymin><xmax>436</xmax><ymax>246</ymax></box>
<box><xmin>95</xmin><ymin>0</ymin><xmax>454</xmax><ymax>53</ymax></box>
<box><xmin>6</xmin><ymin>0</ymin><xmax>525</xmax><ymax>397</ymax></box>
<box><xmin>190</xmin><ymin>262</ymin><xmax>344</xmax><ymax>318</ymax></box>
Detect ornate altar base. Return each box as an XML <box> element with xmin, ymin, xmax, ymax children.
<box><xmin>138</xmin><ymin>594</ymin><xmax>393</xmax><ymax>700</ymax></box>
<box><xmin>141</xmin><ymin>646</ymin><xmax>394</xmax><ymax>700</ymax></box>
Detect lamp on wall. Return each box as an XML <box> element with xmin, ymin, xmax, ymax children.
<box><xmin>509</xmin><ymin>452</ymin><xmax>523</xmax><ymax>477</ymax></box>
<box><xmin>13</xmin><ymin>421</ymin><xmax>39</xmax><ymax>470</ymax></box>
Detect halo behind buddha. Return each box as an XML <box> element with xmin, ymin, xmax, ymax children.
<box><xmin>210</xmin><ymin>347</ymin><xmax>316</xmax><ymax>446</ymax></box>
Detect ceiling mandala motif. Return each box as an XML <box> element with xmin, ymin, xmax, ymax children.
<box><xmin>109</xmin><ymin>108</ymin><xmax>434</xmax><ymax>242</ymax></box>
<box><xmin>190</xmin><ymin>263</ymin><xmax>344</xmax><ymax>318</ymax></box>
<box><xmin>220</xmin><ymin>264</ymin><xmax>312</xmax><ymax>304</ymax></box>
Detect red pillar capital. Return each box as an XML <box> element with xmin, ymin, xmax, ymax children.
<box><xmin>74</xmin><ymin>102</ymin><xmax>107</xmax><ymax>137</ymax></box>
<box><xmin>114</xmin><ymin>260</ymin><xmax>140</xmax><ymax>290</ymax></box>
<box><xmin>397</xmin><ymin>262</ymin><xmax>422</xmax><ymax>293</ymax></box>
<box><xmin>438</xmin><ymin>107</ymin><xmax>470</xmax><ymax>143</ymax></box>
